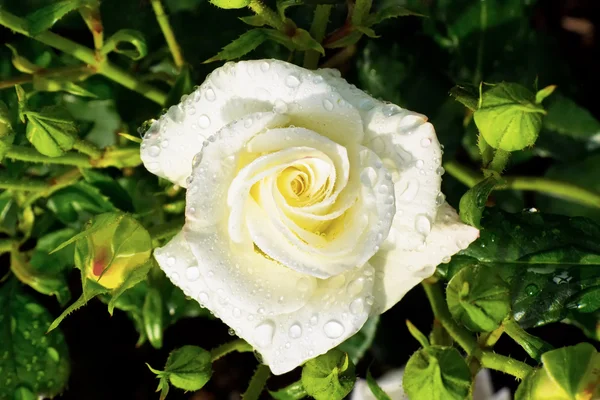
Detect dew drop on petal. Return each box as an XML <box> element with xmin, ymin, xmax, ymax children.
<box><xmin>378</xmin><ymin>184</ymin><xmax>389</xmax><ymax>194</ymax></box>
<box><xmin>198</xmin><ymin>115</ymin><xmax>211</xmax><ymax>129</ymax></box>
<box><xmin>415</xmin><ymin>159</ymin><xmax>424</xmax><ymax>169</ymax></box>
<box><xmin>274</xmin><ymin>99</ymin><xmax>288</xmax><ymax>113</ymax></box>
<box><xmin>347</xmin><ymin>278</ymin><xmax>365</xmax><ymax>296</ymax></box>
<box><xmin>415</xmin><ymin>215</ymin><xmax>432</xmax><ymax>235</ymax></box>
<box><xmin>167</xmin><ymin>105</ymin><xmax>184</xmax><ymax>123</ymax></box>
<box><xmin>285</xmin><ymin>75</ymin><xmax>300</xmax><ymax>88</ymax></box>
<box><xmin>323</xmin><ymin>320</ymin><xmax>345</xmax><ymax>339</ymax></box>
<box><xmin>205</xmin><ymin>88</ymin><xmax>216</xmax><ymax>101</ymax></box>
<box><xmin>309</xmin><ymin>314</ymin><xmax>319</xmax><ymax>326</ymax></box>
<box><xmin>171</xmin><ymin>272</ymin><xmax>180</xmax><ymax>283</ymax></box>
<box><xmin>260</xmin><ymin>61</ymin><xmax>270</xmax><ymax>72</ymax></box>
<box><xmin>232</xmin><ymin>308</ymin><xmax>242</xmax><ymax>318</ymax></box>
<box><xmin>288</xmin><ymin>323</ymin><xmax>302</xmax><ymax>339</ymax></box>
<box><xmin>435</xmin><ymin>192</ymin><xmax>446</xmax><ymax>206</ymax></box>
<box><xmin>436</xmin><ymin>166</ymin><xmax>445</xmax><ymax>176</ymax></box>
<box><xmin>360</xmin><ymin>167</ymin><xmax>377</xmax><ymax>187</ymax></box>
<box><xmin>148</xmin><ymin>145</ymin><xmax>160</xmax><ymax>157</ymax></box>
<box><xmin>398</xmin><ymin>179</ymin><xmax>419</xmax><ymax>202</ymax></box>
<box><xmin>349</xmin><ymin>298</ymin><xmax>365</xmax><ymax>315</ymax></box>
<box><xmin>382</xmin><ymin>104</ymin><xmax>400</xmax><ymax>117</ymax></box>
<box><xmin>198</xmin><ymin>292</ymin><xmax>209</xmax><ymax>303</ymax></box>
<box><xmin>244</xmin><ymin>117</ymin><xmax>254</xmax><ymax>128</ymax></box>
<box><xmin>254</xmin><ymin>320</ymin><xmax>275</xmax><ymax>347</ymax></box>
<box><xmin>167</xmin><ymin>257</ymin><xmax>176</xmax><ymax>267</ymax></box>
<box><xmin>161</xmin><ymin>140</ymin><xmax>169</xmax><ymax>149</ymax></box>
<box><xmin>420</xmin><ymin>138</ymin><xmax>432</xmax><ymax>147</ymax></box>
<box><xmin>323</xmin><ymin>99</ymin><xmax>334</xmax><ymax>111</ymax></box>
<box><xmin>185</xmin><ymin>266</ymin><xmax>200</xmax><ymax>281</ymax></box>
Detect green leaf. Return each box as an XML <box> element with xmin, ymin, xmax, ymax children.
<box><xmin>101</xmin><ymin>29</ymin><xmax>148</xmax><ymax>60</ymax></box>
<box><xmin>0</xmin><ymin>280</ymin><xmax>70</xmax><ymax>398</ymax></box>
<box><xmin>0</xmin><ymin>192</ymin><xmax>19</xmax><ymax>236</ymax></box>
<box><xmin>24</xmin><ymin>107</ymin><xmax>78</xmax><ymax>157</ymax></box>
<box><xmin>239</xmin><ymin>15</ymin><xmax>268</xmax><ymax>27</ymax></box>
<box><xmin>563</xmin><ymin>310</ymin><xmax>600</xmax><ymax>342</ymax></box>
<box><xmin>566</xmin><ymin>286</ymin><xmax>600</xmax><ymax>313</ymax></box>
<box><xmin>269</xmin><ymin>381</ymin><xmax>307</xmax><ymax>400</ymax></box>
<box><xmin>0</xmin><ymin>100</ymin><xmax>15</xmax><ymax>161</ymax></box>
<box><xmin>403</xmin><ymin>346</ymin><xmax>471</xmax><ymax>400</ymax></box>
<box><xmin>291</xmin><ymin>28</ymin><xmax>325</xmax><ymax>54</ymax></box>
<box><xmin>149</xmin><ymin>346</ymin><xmax>213</xmax><ymax>392</ymax></box>
<box><xmin>450</xmin><ymin>85</ymin><xmax>478</xmax><ymax>111</ymax></box>
<box><xmin>458</xmin><ymin>175</ymin><xmax>500</xmax><ymax>228</ymax></box>
<box><xmin>406</xmin><ymin>320</ymin><xmax>430</xmax><ymax>348</ymax></box>
<box><xmin>474</xmin><ymin>82</ymin><xmax>546</xmax><ymax>152</ymax></box>
<box><xmin>47</xmin><ymin>181</ymin><xmax>116</xmax><ymax>224</ymax></box>
<box><xmin>543</xmin><ymin>94</ymin><xmax>600</xmax><ymax>142</ymax></box>
<box><xmin>440</xmin><ymin>209</ymin><xmax>600</xmax><ymax>328</ymax></box>
<box><xmin>515</xmin><ymin>343</ymin><xmax>600</xmax><ymax>400</ymax></box>
<box><xmin>143</xmin><ymin>287</ymin><xmax>164</xmax><ymax>349</ymax></box>
<box><xmin>5</xmin><ymin>43</ymin><xmax>42</xmax><ymax>74</ymax></box>
<box><xmin>209</xmin><ymin>0</ymin><xmax>250</xmax><ymax>9</ymax></box>
<box><xmin>165</xmin><ymin>65</ymin><xmax>194</xmax><ymax>108</ymax></box>
<box><xmin>301</xmin><ymin>349</ymin><xmax>356</xmax><ymax>400</ymax></box>
<box><xmin>337</xmin><ymin>316</ymin><xmax>379</xmax><ymax>364</ymax></box>
<box><xmin>365</xmin><ymin>5</ymin><xmax>424</xmax><ymax>27</ymax></box>
<box><xmin>204</xmin><ymin>29</ymin><xmax>267</xmax><ymax>63</ymax></box>
<box><xmin>25</xmin><ymin>0</ymin><xmax>81</xmax><ymax>35</ymax></box>
<box><xmin>447</xmin><ymin>264</ymin><xmax>511</xmax><ymax>332</ymax></box>
<box><xmin>325</xmin><ymin>30</ymin><xmax>363</xmax><ymax>49</ymax></box>
<box><xmin>64</xmin><ymin>97</ymin><xmax>122</xmax><ymax>148</ymax></box>
<box><xmin>33</xmin><ymin>76</ymin><xmax>98</xmax><ymax>98</ymax></box>
<box><xmin>366</xmin><ymin>369</ymin><xmax>392</xmax><ymax>400</ymax></box>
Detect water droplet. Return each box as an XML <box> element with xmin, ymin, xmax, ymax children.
<box><xmin>384</xmin><ymin>195</ymin><xmax>394</xmax><ymax>205</ymax></box>
<box><xmin>254</xmin><ymin>320</ymin><xmax>275</xmax><ymax>347</ymax></box>
<box><xmin>288</xmin><ymin>323</ymin><xmax>302</xmax><ymax>339</ymax></box>
<box><xmin>420</xmin><ymin>138</ymin><xmax>432</xmax><ymax>147</ymax></box>
<box><xmin>398</xmin><ymin>179</ymin><xmax>419</xmax><ymax>203</ymax></box>
<box><xmin>285</xmin><ymin>75</ymin><xmax>300</xmax><ymax>88</ymax></box>
<box><xmin>147</xmin><ymin>162</ymin><xmax>159</xmax><ymax>172</ymax></box>
<box><xmin>347</xmin><ymin>278</ymin><xmax>365</xmax><ymax>296</ymax></box>
<box><xmin>274</xmin><ymin>99</ymin><xmax>288</xmax><ymax>113</ymax></box>
<box><xmin>350</xmin><ymin>298</ymin><xmax>365</xmax><ymax>315</ymax></box>
<box><xmin>360</xmin><ymin>167</ymin><xmax>377</xmax><ymax>187</ymax></box>
<box><xmin>228</xmin><ymin>328</ymin><xmax>236</xmax><ymax>336</ymax></box>
<box><xmin>525</xmin><ymin>284</ymin><xmax>539</xmax><ymax>296</ymax></box>
<box><xmin>198</xmin><ymin>292</ymin><xmax>209</xmax><ymax>304</ymax></box>
<box><xmin>436</xmin><ymin>166</ymin><xmax>445</xmax><ymax>176</ymax></box>
<box><xmin>171</xmin><ymin>272</ymin><xmax>180</xmax><ymax>282</ymax></box>
<box><xmin>435</xmin><ymin>192</ymin><xmax>446</xmax><ymax>206</ymax></box>
<box><xmin>359</xmin><ymin>98</ymin><xmax>375</xmax><ymax>110</ymax></box>
<box><xmin>366</xmin><ymin>295</ymin><xmax>375</xmax><ymax>305</ymax></box>
<box><xmin>257</xmin><ymin>307</ymin><xmax>266</xmax><ymax>314</ymax></box>
<box><xmin>415</xmin><ymin>159</ymin><xmax>424</xmax><ymax>169</ymax></box>
<box><xmin>205</xmin><ymin>88</ymin><xmax>216</xmax><ymax>101</ymax></box>
<box><xmin>378</xmin><ymin>184</ymin><xmax>388</xmax><ymax>194</ymax></box>
<box><xmin>198</xmin><ymin>114</ymin><xmax>210</xmax><ymax>128</ymax></box>
<box><xmin>185</xmin><ymin>266</ymin><xmax>200</xmax><ymax>281</ymax></box>
<box><xmin>167</xmin><ymin>105</ymin><xmax>184</xmax><ymax>123</ymax></box>
<box><xmin>382</xmin><ymin>104</ymin><xmax>400</xmax><ymax>117</ymax></box>
<box><xmin>161</xmin><ymin>140</ymin><xmax>169</xmax><ymax>149</ymax></box>
<box><xmin>244</xmin><ymin>118</ymin><xmax>253</xmax><ymax>128</ymax></box>
<box><xmin>260</xmin><ymin>61</ymin><xmax>270</xmax><ymax>72</ymax></box>
<box><xmin>148</xmin><ymin>145</ymin><xmax>160</xmax><ymax>157</ymax></box>
<box><xmin>415</xmin><ymin>215</ymin><xmax>431</xmax><ymax>235</ymax></box>
<box><xmin>309</xmin><ymin>314</ymin><xmax>319</xmax><ymax>325</ymax></box>
<box><xmin>323</xmin><ymin>99</ymin><xmax>334</xmax><ymax>111</ymax></box>
<box><xmin>187</xmin><ymin>105</ymin><xmax>197</xmax><ymax>115</ymax></box>
<box><xmin>167</xmin><ymin>256</ymin><xmax>176</xmax><ymax>267</ymax></box>
<box><xmin>323</xmin><ymin>320</ymin><xmax>345</xmax><ymax>339</ymax></box>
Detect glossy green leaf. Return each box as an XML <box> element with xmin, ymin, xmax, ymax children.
<box><xmin>239</xmin><ymin>15</ymin><xmax>267</xmax><ymax>27</ymax></box>
<box><xmin>0</xmin><ymin>192</ymin><xmax>19</xmax><ymax>236</ymax></box>
<box><xmin>566</xmin><ymin>286</ymin><xmax>600</xmax><ymax>314</ymax></box>
<box><xmin>440</xmin><ymin>209</ymin><xmax>600</xmax><ymax>328</ymax></box>
<box><xmin>25</xmin><ymin>0</ymin><xmax>81</xmax><ymax>35</ymax></box>
<box><xmin>365</xmin><ymin>5</ymin><xmax>423</xmax><ymax>27</ymax></box>
<box><xmin>325</xmin><ymin>30</ymin><xmax>363</xmax><ymax>49</ymax></box>
<box><xmin>366</xmin><ymin>369</ymin><xmax>392</xmax><ymax>400</ymax></box>
<box><xmin>24</xmin><ymin>107</ymin><xmax>78</xmax><ymax>157</ymax></box>
<box><xmin>291</xmin><ymin>28</ymin><xmax>325</xmax><ymax>55</ymax></box>
<box><xmin>0</xmin><ymin>280</ymin><xmax>70</xmax><ymax>399</ymax></box>
<box><xmin>301</xmin><ymin>349</ymin><xmax>356</xmax><ymax>400</ymax></box>
<box><xmin>450</xmin><ymin>85</ymin><xmax>478</xmax><ymax>111</ymax></box>
<box><xmin>209</xmin><ymin>0</ymin><xmax>250</xmax><ymax>9</ymax></box>
<box><xmin>5</xmin><ymin>43</ymin><xmax>42</xmax><ymax>74</ymax></box>
<box><xmin>101</xmin><ymin>29</ymin><xmax>148</xmax><ymax>60</ymax></box>
<box><xmin>32</xmin><ymin>76</ymin><xmax>98</xmax><ymax>98</ymax></box>
<box><xmin>447</xmin><ymin>265</ymin><xmax>511</xmax><ymax>332</ymax></box>
<box><xmin>474</xmin><ymin>83</ymin><xmax>545</xmax><ymax>151</ymax></box>
<box><xmin>337</xmin><ymin>316</ymin><xmax>379</xmax><ymax>364</ymax></box>
<box><xmin>403</xmin><ymin>346</ymin><xmax>471</xmax><ymax>400</ymax></box>
<box><xmin>459</xmin><ymin>175</ymin><xmax>500</xmax><ymax>228</ymax></box>
<box><xmin>543</xmin><ymin>94</ymin><xmax>600</xmax><ymax>142</ymax></box>
<box><xmin>46</xmin><ymin>181</ymin><xmax>116</xmax><ymax>224</ymax></box>
<box><xmin>204</xmin><ymin>29</ymin><xmax>267</xmax><ymax>63</ymax></box>
<box><xmin>0</xmin><ymin>101</ymin><xmax>15</xmax><ymax>161</ymax></box>
<box><xmin>143</xmin><ymin>287</ymin><xmax>164</xmax><ymax>349</ymax></box>
<box><xmin>148</xmin><ymin>345</ymin><xmax>213</xmax><ymax>393</ymax></box>
<box><xmin>269</xmin><ymin>381</ymin><xmax>307</xmax><ymax>400</ymax></box>
<box><xmin>535</xmin><ymin>85</ymin><xmax>556</xmax><ymax>104</ymax></box>
<box><xmin>515</xmin><ymin>343</ymin><xmax>600</xmax><ymax>400</ymax></box>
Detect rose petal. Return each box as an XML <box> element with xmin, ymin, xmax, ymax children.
<box><xmin>350</xmin><ymin>368</ymin><xmax>407</xmax><ymax>400</ymax></box>
<box><xmin>370</xmin><ymin>202</ymin><xmax>479</xmax><ymax>314</ymax></box>
<box><xmin>155</xmin><ymin>231</ymin><xmax>374</xmax><ymax>375</ymax></box>
<box><xmin>141</xmin><ymin>60</ymin><xmax>363</xmax><ymax>187</ymax></box>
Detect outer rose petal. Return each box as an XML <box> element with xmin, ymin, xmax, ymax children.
<box><xmin>155</xmin><ymin>231</ymin><xmax>375</xmax><ymax>375</ymax></box>
<box><xmin>141</xmin><ymin>60</ymin><xmax>363</xmax><ymax>187</ymax></box>
<box><xmin>370</xmin><ymin>202</ymin><xmax>479</xmax><ymax>314</ymax></box>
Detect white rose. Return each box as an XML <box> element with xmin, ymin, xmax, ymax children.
<box><xmin>351</xmin><ymin>368</ymin><xmax>511</xmax><ymax>400</ymax></box>
<box><xmin>140</xmin><ymin>59</ymin><xmax>479</xmax><ymax>375</ymax></box>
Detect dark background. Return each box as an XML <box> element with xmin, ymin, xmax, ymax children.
<box><xmin>2</xmin><ymin>0</ymin><xmax>600</xmax><ymax>398</ymax></box>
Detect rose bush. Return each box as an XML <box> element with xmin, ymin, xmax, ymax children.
<box><xmin>140</xmin><ymin>59</ymin><xmax>479</xmax><ymax>374</ymax></box>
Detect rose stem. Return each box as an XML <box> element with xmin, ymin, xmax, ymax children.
<box><xmin>150</xmin><ymin>0</ymin><xmax>185</xmax><ymax>69</ymax></box>
<box><xmin>303</xmin><ymin>5</ymin><xmax>333</xmax><ymax>69</ymax></box>
<box><xmin>444</xmin><ymin>159</ymin><xmax>600</xmax><ymax>209</ymax></box>
<box><xmin>210</xmin><ymin>339</ymin><xmax>254</xmax><ymax>362</ymax></box>
<box><xmin>242</xmin><ymin>364</ymin><xmax>271</xmax><ymax>400</ymax></box>
<box><xmin>0</xmin><ymin>9</ymin><xmax>167</xmax><ymax>105</ymax></box>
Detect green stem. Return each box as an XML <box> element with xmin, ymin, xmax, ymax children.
<box><xmin>0</xmin><ymin>176</ymin><xmax>47</xmax><ymax>191</ymax></box>
<box><xmin>444</xmin><ymin>160</ymin><xmax>600</xmax><ymax>209</ymax></box>
<box><xmin>473</xmin><ymin>0</ymin><xmax>487</xmax><ymax>85</ymax></box>
<box><xmin>479</xmin><ymin>325</ymin><xmax>504</xmax><ymax>348</ymax></box>
<box><xmin>479</xmin><ymin>351</ymin><xmax>532</xmax><ymax>380</ymax></box>
<box><xmin>0</xmin><ymin>239</ymin><xmax>13</xmax><ymax>256</ymax></box>
<box><xmin>242</xmin><ymin>364</ymin><xmax>271</xmax><ymax>400</ymax></box>
<box><xmin>488</xmin><ymin>149</ymin><xmax>510</xmax><ymax>174</ymax></box>
<box><xmin>0</xmin><ymin>9</ymin><xmax>167</xmax><ymax>105</ymax></box>
<box><xmin>503</xmin><ymin>318</ymin><xmax>553</xmax><ymax>361</ymax></box>
<box><xmin>303</xmin><ymin>5</ymin><xmax>332</xmax><ymax>69</ymax></box>
<box><xmin>352</xmin><ymin>0</ymin><xmax>373</xmax><ymax>26</ymax></box>
<box><xmin>150</xmin><ymin>0</ymin><xmax>185</xmax><ymax>68</ymax></box>
<box><xmin>248</xmin><ymin>0</ymin><xmax>287</xmax><ymax>31</ymax></box>
<box><xmin>210</xmin><ymin>339</ymin><xmax>253</xmax><ymax>362</ymax></box>
<box><xmin>23</xmin><ymin>168</ymin><xmax>82</xmax><ymax>207</ymax></box>
<box><xmin>6</xmin><ymin>146</ymin><xmax>92</xmax><ymax>167</ymax></box>
<box><xmin>73</xmin><ymin>138</ymin><xmax>102</xmax><ymax>158</ymax></box>
<box><xmin>422</xmin><ymin>281</ymin><xmax>478</xmax><ymax>355</ymax></box>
